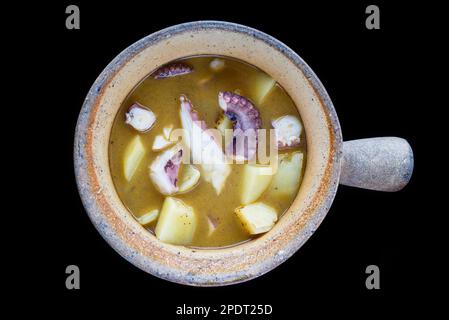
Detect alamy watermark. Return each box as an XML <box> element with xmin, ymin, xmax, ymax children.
<box><xmin>65</xmin><ymin>265</ymin><xmax>80</xmax><ymax>289</ymax></box>
<box><xmin>365</xmin><ymin>264</ymin><xmax>380</xmax><ymax>290</ymax></box>
<box><xmin>169</xmin><ymin>126</ymin><xmax>279</xmax><ymax>174</ymax></box>
<box><xmin>65</xmin><ymin>5</ymin><xmax>80</xmax><ymax>30</ymax></box>
<box><xmin>365</xmin><ymin>5</ymin><xmax>380</xmax><ymax>30</ymax></box>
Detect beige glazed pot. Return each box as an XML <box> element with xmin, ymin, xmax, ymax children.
<box><xmin>74</xmin><ymin>21</ymin><xmax>413</xmax><ymax>286</ymax></box>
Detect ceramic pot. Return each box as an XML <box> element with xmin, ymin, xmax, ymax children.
<box><xmin>74</xmin><ymin>21</ymin><xmax>413</xmax><ymax>286</ymax></box>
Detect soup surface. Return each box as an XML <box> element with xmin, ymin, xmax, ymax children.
<box><xmin>109</xmin><ymin>55</ymin><xmax>306</xmax><ymax>247</ymax></box>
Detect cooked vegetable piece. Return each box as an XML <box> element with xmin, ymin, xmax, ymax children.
<box><xmin>253</xmin><ymin>73</ymin><xmax>276</xmax><ymax>104</ymax></box>
<box><xmin>123</xmin><ymin>135</ymin><xmax>146</xmax><ymax>181</ymax></box>
<box><xmin>137</xmin><ymin>209</ymin><xmax>159</xmax><ymax>226</ymax></box>
<box><xmin>210</xmin><ymin>58</ymin><xmax>225</xmax><ymax>72</ymax></box>
<box><xmin>272</xmin><ymin>115</ymin><xmax>302</xmax><ymax>149</ymax></box>
<box><xmin>241</xmin><ymin>165</ymin><xmax>274</xmax><ymax>205</ymax></box>
<box><xmin>152</xmin><ymin>134</ymin><xmax>173</xmax><ymax>151</ymax></box>
<box><xmin>125</xmin><ymin>103</ymin><xmax>156</xmax><ymax>132</ymax></box>
<box><xmin>178</xmin><ymin>164</ymin><xmax>201</xmax><ymax>193</ymax></box>
<box><xmin>155</xmin><ymin>197</ymin><xmax>197</xmax><ymax>245</ymax></box>
<box><xmin>235</xmin><ymin>203</ymin><xmax>278</xmax><ymax>235</ymax></box>
<box><xmin>270</xmin><ymin>152</ymin><xmax>304</xmax><ymax>197</ymax></box>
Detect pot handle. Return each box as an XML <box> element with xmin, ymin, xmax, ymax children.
<box><xmin>340</xmin><ymin>137</ymin><xmax>414</xmax><ymax>192</ymax></box>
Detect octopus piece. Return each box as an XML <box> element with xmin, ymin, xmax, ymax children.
<box><xmin>180</xmin><ymin>95</ymin><xmax>231</xmax><ymax>195</ymax></box>
<box><xmin>218</xmin><ymin>91</ymin><xmax>262</xmax><ymax>161</ymax></box>
<box><xmin>125</xmin><ymin>103</ymin><xmax>156</xmax><ymax>132</ymax></box>
<box><xmin>271</xmin><ymin>115</ymin><xmax>302</xmax><ymax>149</ymax></box>
<box><xmin>152</xmin><ymin>62</ymin><xmax>193</xmax><ymax>79</ymax></box>
<box><xmin>149</xmin><ymin>143</ymin><xmax>183</xmax><ymax>195</ymax></box>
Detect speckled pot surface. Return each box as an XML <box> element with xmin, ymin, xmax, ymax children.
<box><xmin>74</xmin><ymin>21</ymin><xmax>412</xmax><ymax>286</ymax></box>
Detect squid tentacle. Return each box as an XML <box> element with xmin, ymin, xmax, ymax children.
<box><xmin>152</xmin><ymin>62</ymin><xmax>193</xmax><ymax>79</ymax></box>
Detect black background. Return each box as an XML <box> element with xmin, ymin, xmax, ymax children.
<box><xmin>13</xmin><ymin>0</ymin><xmax>441</xmax><ymax>316</ymax></box>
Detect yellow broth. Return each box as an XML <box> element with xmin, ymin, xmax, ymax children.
<box><xmin>109</xmin><ymin>55</ymin><xmax>306</xmax><ymax>247</ymax></box>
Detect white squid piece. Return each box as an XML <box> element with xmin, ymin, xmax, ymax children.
<box><xmin>179</xmin><ymin>95</ymin><xmax>231</xmax><ymax>195</ymax></box>
<box><xmin>125</xmin><ymin>102</ymin><xmax>156</xmax><ymax>132</ymax></box>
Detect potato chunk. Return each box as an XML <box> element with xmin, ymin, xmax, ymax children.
<box><xmin>123</xmin><ymin>135</ymin><xmax>146</xmax><ymax>181</ymax></box>
<box><xmin>241</xmin><ymin>165</ymin><xmax>274</xmax><ymax>205</ymax></box>
<box><xmin>178</xmin><ymin>165</ymin><xmax>200</xmax><ymax>193</ymax></box>
<box><xmin>253</xmin><ymin>73</ymin><xmax>276</xmax><ymax>104</ymax></box>
<box><xmin>270</xmin><ymin>152</ymin><xmax>304</xmax><ymax>197</ymax></box>
<box><xmin>155</xmin><ymin>197</ymin><xmax>197</xmax><ymax>245</ymax></box>
<box><xmin>235</xmin><ymin>203</ymin><xmax>278</xmax><ymax>235</ymax></box>
<box><xmin>137</xmin><ymin>209</ymin><xmax>159</xmax><ymax>226</ymax></box>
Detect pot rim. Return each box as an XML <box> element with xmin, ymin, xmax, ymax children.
<box><xmin>74</xmin><ymin>20</ymin><xmax>343</xmax><ymax>286</ymax></box>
